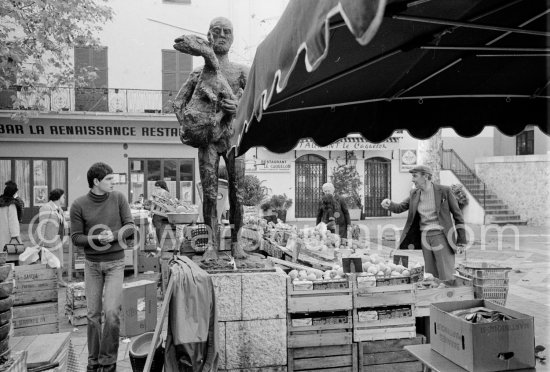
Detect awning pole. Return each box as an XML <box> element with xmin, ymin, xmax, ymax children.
<box><xmin>393</xmin><ymin>14</ymin><xmax>550</xmax><ymax>37</ymax></box>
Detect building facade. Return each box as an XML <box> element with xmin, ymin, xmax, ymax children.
<box><xmin>0</xmin><ymin>0</ymin><xmax>288</xmax><ymax>222</ymax></box>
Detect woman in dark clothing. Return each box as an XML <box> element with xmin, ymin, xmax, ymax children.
<box><xmin>316</xmin><ymin>182</ymin><xmax>351</xmax><ymax>238</ymax></box>
<box><xmin>151</xmin><ymin>180</ymin><xmax>171</xmax><ymax>244</ymax></box>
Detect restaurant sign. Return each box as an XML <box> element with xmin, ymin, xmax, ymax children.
<box><xmin>295</xmin><ymin>136</ymin><xmax>401</xmax><ymax>151</ymax></box>
<box><xmin>256</xmin><ymin>160</ymin><xmax>291</xmax><ymax>171</ymax></box>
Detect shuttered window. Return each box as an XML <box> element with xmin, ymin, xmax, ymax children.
<box><xmin>74</xmin><ymin>46</ymin><xmax>109</xmax><ymax>111</ymax></box>
<box><xmin>0</xmin><ymin>56</ymin><xmax>17</xmax><ymax>109</ymax></box>
<box><xmin>516</xmin><ymin>129</ymin><xmax>534</xmax><ymax>155</ymax></box>
<box><xmin>161</xmin><ymin>49</ymin><xmax>192</xmax><ymax>113</ymax></box>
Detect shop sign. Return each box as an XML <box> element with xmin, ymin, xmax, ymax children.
<box><xmin>256</xmin><ymin>160</ymin><xmax>291</xmax><ymax>171</ymax></box>
<box><xmin>0</xmin><ymin>121</ymin><xmax>180</xmax><ymax>143</ymax></box>
<box><xmin>295</xmin><ymin>136</ymin><xmax>401</xmax><ymax>151</ymax></box>
<box><xmin>400</xmin><ymin>149</ymin><xmax>417</xmax><ymax>172</ymax></box>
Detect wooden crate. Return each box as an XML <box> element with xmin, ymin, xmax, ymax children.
<box><xmin>413</xmin><ymin>285</ymin><xmax>474</xmax><ymax>317</ymax></box>
<box><xmin>358</xmin><ymin>335</ymin><xmax>426</xmax><ymax>372</ymax></box>
<box><xmin>12</xmin><ymin>302</ymin><xmax>59</xmax><ymax>336</ymax></box>
<box><xmin>288</xmin><ymin>277</ymin><xmax>353</xmax><ymax>313</ymax></box>
<box><xmin>288</xmin><ymin>312</ymin><xmax>353</xmax><ymax>348</ymax></box>
<box><xmin>288</xmin><ymin>344</ymin><xmax>358</xmax><ymax>372</ymax></box>
<box><xmin>11</xmin><ymin>265</ymin><xmax>57</xmax><ymax>306</ymax></box>
<box><xmin>353</xmin><ymin>306</ymin><xmax>416</xmax><ymax>342</ymax></box>
<box><xmin>66</xmin><ymin>282</ymin><xmax>86</xmax><ymax>309</ymax></box>
<box><xmin>65</xmin><ymin>306</ymin><xmax>87</xmax><ymax>326</ymax></box>
<box><xmin>353</xmin><ymin>277</ymin><xmax>414</xmax><ymax>308</ymax></box>
<box><xmin>8</xmin><ymin>264</ymin><xmax>56</xmax><ymax>282</ymax></box>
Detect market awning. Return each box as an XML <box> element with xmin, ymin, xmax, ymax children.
<box><xmin>231</xmin><ymin>0</ymin><xmax>550</xmax><ymax>156</ymax></box>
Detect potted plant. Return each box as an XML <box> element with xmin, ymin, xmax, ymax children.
<box><xmin>269</xmin><ymin>194</ymin><xmax>293</xmax><ymax>223</ymax></box>
<box><xmin>331</xmin><ymin>164</ymin><xmax>363</xmax><ymax>220</ymax></box>
<box><xmin>241</xmin><ymin>175</ymin><xmax>270</xmax><ymax>207</ymax></box>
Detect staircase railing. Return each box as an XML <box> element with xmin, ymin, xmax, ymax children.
<box><xmin>441</xmin><ymin>148</ymin><xmax>486</xmax><ymax>210</ymax></box>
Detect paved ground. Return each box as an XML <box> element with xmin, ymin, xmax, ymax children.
<box><xmin>18</xmin><ymin>218</ymin><xmax>550</xmax><ymax>371</ymax></box>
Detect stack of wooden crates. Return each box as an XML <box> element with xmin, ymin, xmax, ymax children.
<box><xmin>65</xmin><ymin>282</ymin><xmax>87</xmax><ymax>326</ymax></box>
<box><xmin>286</xmin><ymin>275</ymin><xmax>357</xmax><ymax>372</ymax></box>
<box><xmin>0</xmin><ymin>255</ymin><xmax>14</xmax><ymax>359</ymax></box>
<box><xmin>351</xmin><ymin>274</ymin><xmax>425</xmax><ymax>372</ymax></box>
<box><xmin>10</xmin><ymin>264</ymin><xmax>59</xmax><ymax>336</ymax></box>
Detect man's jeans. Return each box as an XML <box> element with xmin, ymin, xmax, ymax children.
<box><xmin>85</xmin><ymin>258</ymin><xmax>125</xmax><ymax>368</ymax></box>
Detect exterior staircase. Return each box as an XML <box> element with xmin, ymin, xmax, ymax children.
<box><xmin>441</xmin><ymin>149</ymin><xmax>526</xmax><ymax>225</ymax></box>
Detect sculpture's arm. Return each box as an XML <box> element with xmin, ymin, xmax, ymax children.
<box><xmin>172</xmin><ymin>70</ymin><xmax>200</xmax><ymax>113</ymax></box>
<box><xmin>221</xmin><ymin>65</ymin><xmax>249</xmax><ymax>114</ymax></box>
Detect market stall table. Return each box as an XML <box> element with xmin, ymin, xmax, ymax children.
<box><xmin>404</xmin><ymin>344</ymin><xmax>537</xmax><ymax>372</ymax></box>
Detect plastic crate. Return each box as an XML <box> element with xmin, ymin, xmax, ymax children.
<box><xmin>473</xmin><ymin>284</ymin><xmax>508</xmax><ymax>306</ymax></box>
<box><xmin>457</xmin><ymin>262</ymin><xmax>511</xmax><ymax>278</ymax></box>
<box><xmin>189</xmin><ymin>224</ymin><xmax>209</xmax><ymax>252</ymax></box>
<box><xmin>473</xmin><ymin>274</ymin><xmax>509</xmax><ymax>287</ymax></box>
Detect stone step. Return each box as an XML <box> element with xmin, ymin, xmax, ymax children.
<box><xmin>487</xmin><ymin>214</ymin><xmax>523</xmax><ymax>221</ymax></box>
<box><xmin>479</xmin><ymin>198</ymin><xmax>505</xmax><ymax>204</ymax></box>
<box><xmin>463</xmin><ymin>184</ymin><xmax>488</xmax><ymax>191</ymax></box>
<box><xmin>486</xmin><ymin>218</ymin><xmax>528</xmax><ymax>226</ymax></box>
<box><xmin>471</xmin><ymin>193</ymin><xmax>498</xmax><ymax>200</ymax></box>
<box><xmin>485</xmin><ymin>209</ymin><xmax>516</xmax><ymax>215</ymax></box>
<box><xmin>483</xmin><ymin>204</ymin><xmax>508</xmax><ymax>210</ymax></box>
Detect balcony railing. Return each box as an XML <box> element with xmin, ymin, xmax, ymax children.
<box><xmin>0</xmin><ymin>86</ymin><xmax>177</xmax><ymax>114</ymax></box>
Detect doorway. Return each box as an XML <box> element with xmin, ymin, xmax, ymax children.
<box><xmin>295</xmin><ymin>154</ymin><xmax>327</xmax><ymax>218</ymax></box>
<box><xmin>364</xmin><ymin>157</ymin><xmax>391</xmax><ymax>217</ymax></box>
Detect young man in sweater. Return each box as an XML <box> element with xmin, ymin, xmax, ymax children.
<box><xmin>70</xmin><ymin>162</ymin><xmax>135</xmax><ymax>372</ymax></box>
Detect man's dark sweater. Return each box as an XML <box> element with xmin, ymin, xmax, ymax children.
<box><xmin>70</xmin><ymin>191</ymin><xmax>134</xmax><ymax>262</ymax></box>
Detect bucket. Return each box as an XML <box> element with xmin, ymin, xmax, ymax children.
<box><xmin>129</xmin><ymin>332</ymin><xmax>164</xmax><ymax>372</ymax></box>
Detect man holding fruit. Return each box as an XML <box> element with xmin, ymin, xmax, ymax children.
<box><xmin>380</xmin><ymin>165</ymin><xmax>466</xmax><ymax>281</ymax></box>
<box><xmin>70</xmin><ymin>162</ymin><xmax>135</xmax><ymax>372</ymax></box>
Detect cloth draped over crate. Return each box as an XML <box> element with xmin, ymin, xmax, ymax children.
<box><xmin>164</xmin><ymin>256</ymin><xmax>219</xmax><ymax>372</ymax></box>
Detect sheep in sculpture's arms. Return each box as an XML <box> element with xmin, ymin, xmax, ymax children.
<box><xmin>173</xmin><ymin>34</ymin><xmax>242</xmax><ymax>148</ymax></box>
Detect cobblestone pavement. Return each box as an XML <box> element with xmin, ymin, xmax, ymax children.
<box><xmin>23</xmin><ymin>219</ymin><xmax>550</xmax><ymax>371</ymax></box>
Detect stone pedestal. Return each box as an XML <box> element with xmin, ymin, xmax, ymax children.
<box><xmin>211</xmin><ymin>269</ymin><xmax>287</xmax><ymax>371</ymax></box>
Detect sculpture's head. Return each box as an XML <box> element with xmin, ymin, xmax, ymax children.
<box><xmin>208</xmin><ymin>17</ymin><xmax>233</xmax><ymax>55</ymax></box>
<box><xmin>173</xmin><ymin>34</ymin><xmax>212</xmax><ymax>56</ymax></box>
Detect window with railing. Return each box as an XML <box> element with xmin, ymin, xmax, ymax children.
<box><xmin>161</xmin><ymin>50</ymin><xmax>193</xmax><ymax>113</ymax></box>
<box><xmin>74</xmin><ymin>46</ymin><xmax>109</xmax><ymax>112</ymax></box>
<box><xmin>516</xmin><ymin>129</ymin><xmax>534</xmax><ymax>155</ymax></box>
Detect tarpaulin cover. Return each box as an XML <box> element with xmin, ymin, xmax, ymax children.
<box><xmin>231</xmin><ymin>0</ymin><xmax>550</xmax><ymax>155</ymax></box>
<box><xmin>164</xmin><ymin>256</ymin><xmax>218</xmax><ymax>372</ymax></box>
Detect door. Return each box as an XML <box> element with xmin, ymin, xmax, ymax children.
<box><xmin>295</xmin><ymin>155</ymin><xmax>327</xmax><ymax>218</ymax></box>
<box><xmin>364</xmin><ymin>157</ymin><xmax>391</xmax><ymax>217</ymax></box>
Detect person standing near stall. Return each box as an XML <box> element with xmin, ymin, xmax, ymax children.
<box><xmin>151</xmin><ymin>180</ymin><xmax>171</xmax><ymax>244</ymax></box>
<box><xmin>381</xmin><ymin>165</ymin><xmax>466</xmax><ymax>281</ymax></box>
<box><xmin>37</xmin><ymin>188</ymin><xmax>68</xmax><ymax>287</ymax></box>
<box><xmin>316</xmin><ymin>182</ymin><xmax>351</xmax><ymax>238</ymax></box>
<box><xmin>0</xmin><ymin>181</ymin><xmax>21</xmax><ymax>253</ymax></box>
<box><xmin>70</xmin><ymin>162</ymin><xmax>134</xmax><ymax>372</ymax></box>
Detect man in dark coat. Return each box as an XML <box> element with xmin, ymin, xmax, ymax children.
<box><xmin>381</xmin><ymin>165</ymin><xmax>466</xmax><ymax>280</ymax></box>
<box><xmin>316</xmin><ymin>182</ymin><xmax>351</xmax><ymax>238</ymax></box>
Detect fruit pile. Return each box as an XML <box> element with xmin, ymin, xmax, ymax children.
<box><xmin>288</xmin><ymin>265</ymin><xmax>346</xmax><ymax>283</ymax></box>
<box><xmin>414</xmin><ymin>273</ymin><xmax>447</xmax><ymax>289</ymax></box>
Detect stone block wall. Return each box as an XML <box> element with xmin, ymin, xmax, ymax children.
<box><xmin>211</xmin><ymin>269</ymin><xmax>288</xmax><ymax>371</ymax></box>
<box><xmin>475</xmin><ymin>155</ymin><xmax>550</xmax><ymax>226</ymax></box>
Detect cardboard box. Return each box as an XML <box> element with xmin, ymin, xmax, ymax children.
<box><xmin>120</xmin><ymin>280</ymin><xmax>157</xmax><ymax>337</ymax></box>
<box><xmin>430</xmin><ymin>299</ymin><xmax>535</xmax><ymax>372</ymax></box>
